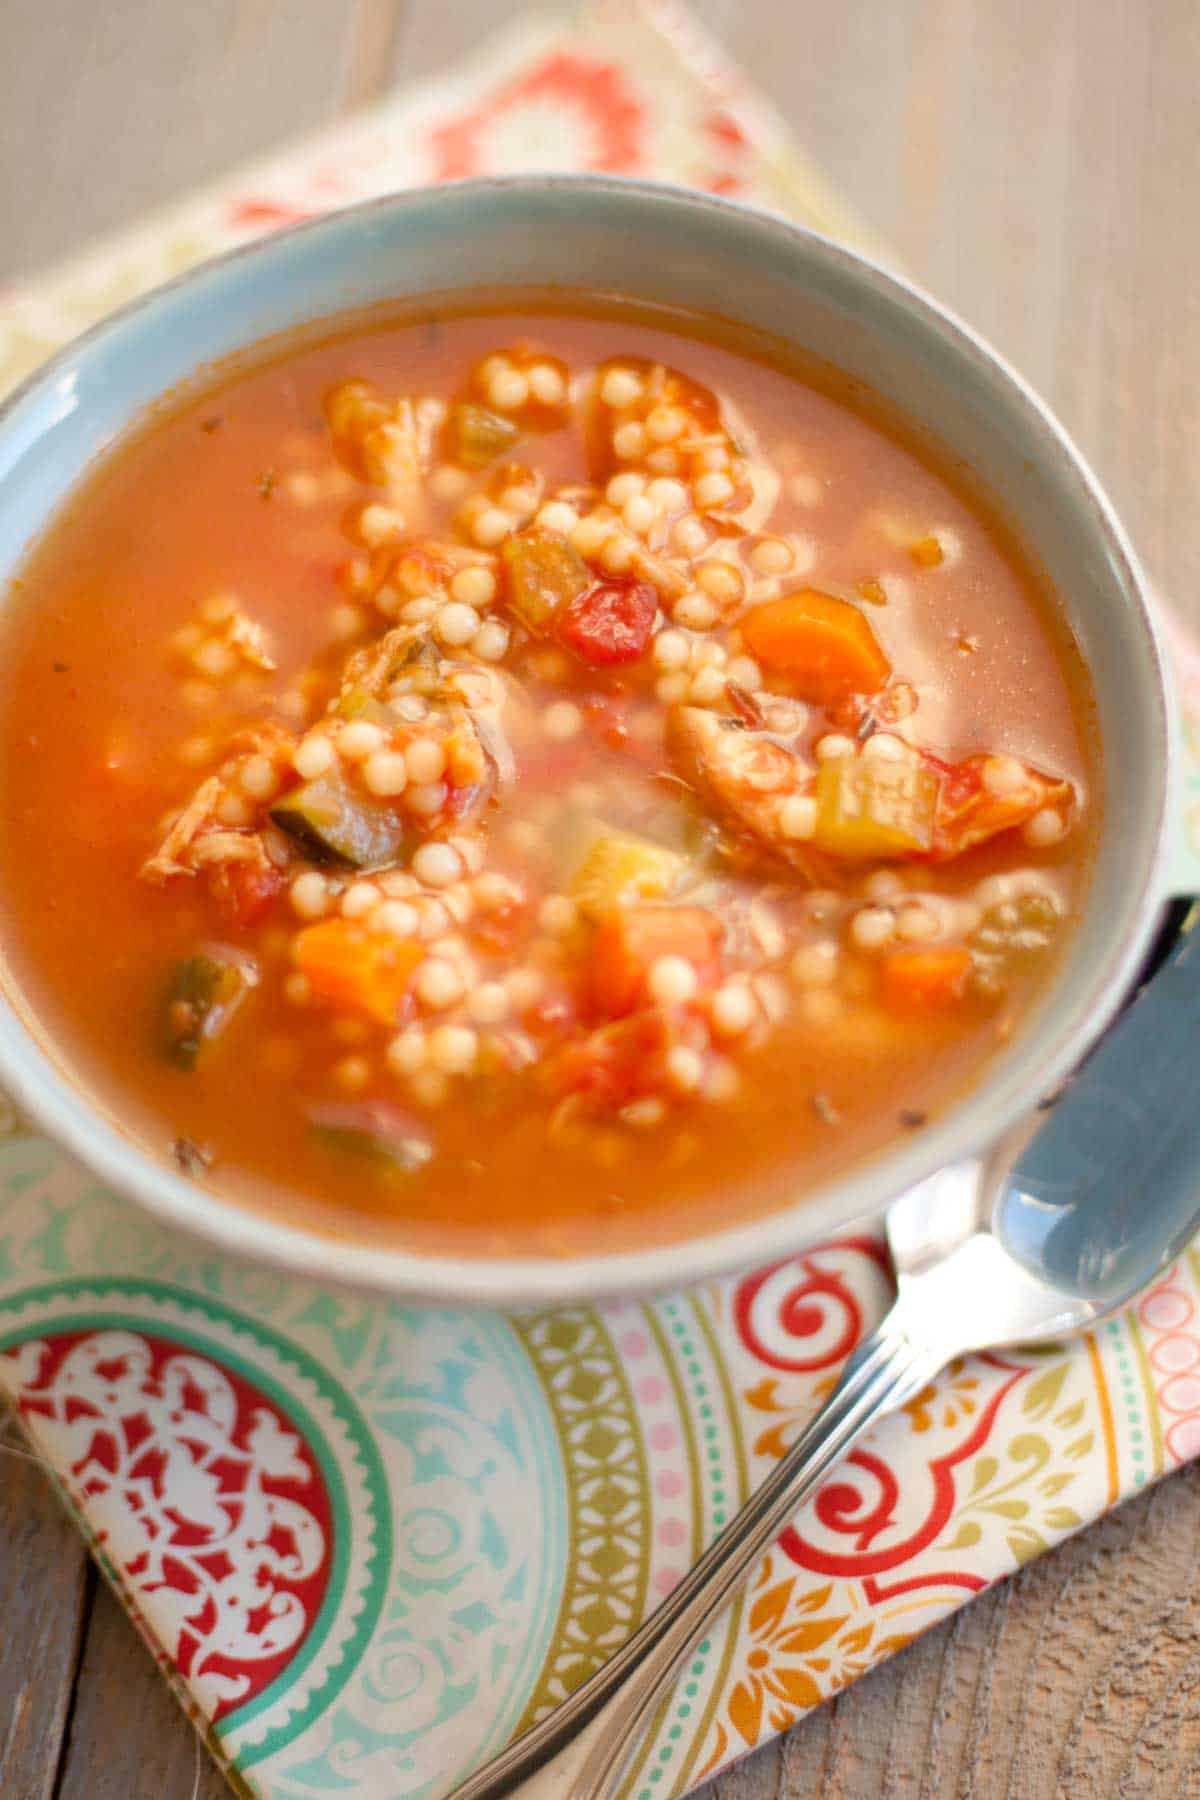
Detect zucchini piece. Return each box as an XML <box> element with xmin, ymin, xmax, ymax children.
<box><xmin>163</xmin><ymin>949</ymin><xmax>256</xmax><ymax>1069</ymax></box>
<box><xmin>448</xmin><ymin>403</ymin><xmax>521</xmax><ymax>469</ymax></box>
<box><xmin>271</xmin><ymin>770</ymin><xmax>408</xmax><ymax>867</ymax></box>
<box><xmin>310</xmin><ymin>1102</ymin><xmax>433</xmax><ymax>1176</ymax></box>
<box><xmin>500</xmin><ymin>529</ymin><xmax>590</xmax><ymax>634</ymax></box>
<box><xmin>334</xmin><ymin>688</ymin><xmax>396</xmax><ymax>727</ymax></box>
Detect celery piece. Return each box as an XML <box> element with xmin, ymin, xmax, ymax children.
<box><xmin>814</xmin><ymin>755</ymin><xmax>939</xmax><ymax>858</ymax></box>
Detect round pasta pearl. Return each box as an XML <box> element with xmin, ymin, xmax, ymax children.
<box><xmin>412</xmin><ymin>842</ymin><xmax>463</xmax><ymax>888</ymax></box>
<box><xmin>655</xmin><ymin>672</ymin><xmax>691</xmax><ymax>705</ymax></box>
<box><xmin>295</xmin><ymin>734</ymin><xmax>338</xmax><ymax>777</ymax></box>
<box><xmin>333</xmin><ymin>1055</ymin><xmax>370</xmax><ymax>1092</ymax></box>
<box><xmin>538</xmin><ymin>894</ymin><xmax>579</xmax><ymax>935</ymax></box>
<box><xmin>653</xmin><ymin>629</ymin><xmax>691</xmax><ymax>670</ymax></box>
<box><xmin>694</xmin><ymin>471</ymin><xmax>735</xmax><ymax>509</ymax></box>
<box><xmin>472</xmin><ymin>620</ymin><xmax>510</xmax><ymax>662</ymax></box>
<box><xmin>430</xmin><ymin>464</ymin><xmax>471</xmax><ymax>502</ymax></box>
<box><xmin>387</xmin><ymin>1027</ymin><xmax>428</xmax><ymax>1074</ymax></box>
<box><xmin>436</xmin><ymin>601</ymin><xmax>480</xmax><ymax>646</ymax></box>
<box><xmin>450</xmin><ymin>565</ymin><xmax>497</xmax><ymax>608</ymax></box>
<box><xmin>428</xmin><ymin>1024</ymin><xmax>478</xmax><ymax>1074</ymax></box>
<box><xmin>689</xmin><ymin>666</ymin><xmax>726</xmax><ymax>705</ymax></box>
<box><xmin>239</xmin><ymin>754</ymin><xmax>279</xmax><ymax>800</ymax></box>
<box><xmin>896</xmin><ymin>902</ymin><xmax>940</xmax><ymax>942</ymax></box>
<box><xmin>672</xmin><ymin>515</ymin><xmax>709</xmax><ymax>557</ymax></box>
<box><xmin>665</xmin><ymin>1045</ymin><xmax>705</xmax><ymax>1092</ymax></box>
<box><xmin>791</xmin><ymin>940</ymin><xmax>839</xmax><ymax>986</ymax></box>
<box><xmin>471</xmin><ymin>507</ymin><xmax>512</xmax><ymax>548</ymax></box>
<box><xmin>601</xmin><ymin>367</ymin><xmax>644</xmax><ymax>409</ymax></box>
<box><xmin>536</xmin><ymin>500</ymin><xmax>578</xmax><ymax>534</ymax></box>
<box><xmin>816</xmin><ymin>733</ymin><xmax>857</xmax><ymax>762</ymax></box>
<box><xmin>193</xmin><ymin>639</ymin><xmax>237</xmax><ymax>679</ymax></box>
<box><xmin>400</xmin><ymin>597</ymin><xmax>437</xmax><ymax>624</ymax></box>
<box><xmin>467</xmin><ymin>981</ymin><xmax>510</xmax><ymax>1024</ymax></box>
<box><xmin>405</xmin><ymin>739</ymin><xmax>447</xmax><ymax>785</ymax></box>
<box><xmin>529</xmin><ymin>363</ymin><xmax>565</xmax><ymax>406</ymax></box>
<box><xmin>329</xmin><ymin>602</ymin><xmax>366</xmax><ymax>640</ymax></box>
<box><xmin>339</xmin><ymin>720</ymin><xmax>386</xmax><ymax>760</ymax></box>
<box><xmin>1024</xmin><ymin>807</ymin><xmax>1066</xmax><ymax>847</ymax></box>
<box><xmin>290</xmin><ymin>871</ymin><xmax>330</xmax><ymax>919</ymax></box>
<box><xmin>543</xmin><ymin>701</ymin><xmax>583</xmax><ymax>741</ymax></box>
<box><xmin>599</xmin><ymin>534</ymin><xmax>634</xmax><ymax>575</ymax></box>
<box><xmin>487</xmin><ymin>368</ymin><xmax>529</xmax><ymax>411</ymax></box>
<box><xmin>711</xmin><ymin>982</ymin><xmax>756</xmax><ymax>1036</ymax></box>
<box><xmin>862</xmin><ymin>732</ymin><xmax>909</xmax><ymax>762</ymax></box>
<box><xmin>622</xmin><ymin>494</ymin><xmax>656</xmax><ymax>536</ymax></box>
<box><xmin>341</xmin><ymin>880</ymin><xmax>382</xmax><ymax>919</ymax></box>
<box><xmin>850</xmin><ymin>907</ymin><xmax>896</xmax><ymax>951</ymax></box>
<box><xmin>613</xmin><ymin>421</ymin><xmax>647</xmax><ymax>460</ymax></box>
<box><xmin>645</xmin><ymin>405</ymin><xmax>686</xmax><ymax>443</ymax></box>
<box><xmin>606</xmin><ymin>472</ymin><xmax>645</xmax><ymax>506</ymax></box>
<box><xmin>673</xmin><ymin>594</ymin><xmax>718</xmax><ymax>632</ymax></box>
<box><xmin>648</xmin><ymin>955</ymin><xmax>700</xmax><ymax>1005</ymax></box>
<box><xmin>363</xmin><ymin>750</ymin><xmax>408</xmax><ymax>796</ymax></box>
<box><xmin>750</xmin><ymin>537</ymin><xmax>793</xmax><ymax>575</ymax></box>
<box><xmin>414</xmin><ymin>957</ymin><xmax>464</xmax><ymax>1010</ymax></box>
<box><xmin>725</xmin><ymin>655</ymin><xmax>761</xmax><ymax>689</ymax></box>
<box><xmin>647</xmin><ymin>477</ymin><xmax>689</xmax><ymax>511</ymax></box>
<box><xmin>982</xmin><ymin>755</ymin><xmax>1028</xmax><ymax>797</ymax></box>
<box><xmin>374</xmin><ymin>900</ymin><xmax>420</xmax><ymax>939</ymax></box>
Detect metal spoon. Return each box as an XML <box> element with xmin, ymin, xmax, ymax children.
<box><xmin>456</xmin><ymin>911</ymin><xmax>1199</xmax><ymax>1800</ymax></box>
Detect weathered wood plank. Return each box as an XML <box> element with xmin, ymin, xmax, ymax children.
<box><xmin>0</xmin><ymin>1423</ymin><xmax>90</xmax><ymax>1800</ymax></box>
<box><xmin>55</xmin><ymin>1580</ymin><xmax>229</xmax><ymax>1800</ymax></box>
<box><xmin>0</xmin><ymin>0</ymin><xmax>364</xmax><ymax>284</ymax></box>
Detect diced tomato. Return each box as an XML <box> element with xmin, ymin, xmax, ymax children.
<box><xmin>558</xmin><ymin>580</ymin><xmax>657</xmax><ymax>666</ymax></box>
<box><xmin>546</xmin><ymin>1011</ymin><xmax>675</xmax><ymax>1110</ymax></box>
<box><xmin>590</xmin><ymin>905</ymin><xmax>723</xmax><ymax>1017</ymax></box>
<box><xmin>210</xmin><ymin>861</ymin><xmax>283</xmax><ymax>929</ymax></box>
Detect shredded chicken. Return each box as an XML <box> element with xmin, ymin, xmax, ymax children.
<box><xmin>669</xmin><ymin>705</ymin><xmax>816</xmax><ymax>867</ymax></box>
<box><xmin>225</xmin><ymin>609</ymin><xmax>276</xmax><ymax>671</ymax></box>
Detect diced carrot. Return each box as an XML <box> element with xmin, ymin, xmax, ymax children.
<box><xmin>880</xmin><ymin>946</ymin><xmax>972</xmax><ymax>1014</ymax></box>
<box><xmin>590</xmin><ymin>906</ymin><xmax>723</xmax><ymax>1017</ymax></box>
<box><xmin>293</xmin><ymin>919</ymin><xmax>422</xmax><ymax>1025</ymax></box>
<box><xmin>739</xmin><ymin>590</ymin><xmax>890</xmax><ymax>704</ymax></box>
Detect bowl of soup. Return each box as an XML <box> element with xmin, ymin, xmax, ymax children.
<box><xmin>0</xmin><ymin>178</ymin><xmax>1171</xmax><ymax>1303</ymax></box>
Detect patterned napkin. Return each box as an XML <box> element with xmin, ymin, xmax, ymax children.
<box><xmin>2</xmin><ymin>5</ymin><xmax>1199</xmax><ymax>1797</ymax></box>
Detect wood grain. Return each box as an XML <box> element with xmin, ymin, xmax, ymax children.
<box><xmin>1</xmin><ymin>0</ymin><xmax>1199</xmax><ymax>1793</ymax></box>
<box><xmin>0</xmin><ymin>1418</ymin><xmax>90</xmax><ymax>1800</ymax></box>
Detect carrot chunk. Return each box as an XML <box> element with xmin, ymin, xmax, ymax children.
<box><xmin>740</xmin><ymin>590</ymin><xmax>890</xmax><ymax>705</ymax></box>
<box><xmin>591</xmin><ymin>906</ymin><xmax>722</xmax><ymax>1017</ymax></box>
<box><xmin>293</xmin><ymin>919</ymin><xmax>422</xmax><ymax>1025</ymax></box>
<box><xmin>880</xmin><ymin>946</ymin><xmax>972</xmax><ymax>1013</ymax></box>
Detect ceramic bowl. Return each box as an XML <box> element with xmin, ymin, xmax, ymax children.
<box><xmin>0</xmin><ymin>177</ymin><xmax>1173</xmax><ymax>1304</ymax></box>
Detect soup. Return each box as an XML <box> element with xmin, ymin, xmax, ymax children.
<box><xmin>0</xmin><ymin>297</ymin><xmax>1097</xmax><ymax>1256</ymax></box>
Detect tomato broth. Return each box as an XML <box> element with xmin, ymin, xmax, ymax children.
<box><xmin>0</xmin><ymin>296</ymin><xmax>1098</xmax><ymax>1256</ymax></box>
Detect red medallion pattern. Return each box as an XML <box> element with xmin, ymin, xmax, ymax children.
<box><xmin>430</xmin><ymin>53</ymin><xmax>648</xmax><ymax>181</ymax></box>
<box><xmin>5</xmin><ymin>1329</ymin><xmax>333</xmax><ymax>1718</ymax></box>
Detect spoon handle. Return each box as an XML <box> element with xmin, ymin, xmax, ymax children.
<box><xmin>452</xmin><ymin>1307</ymin><xmax>942</xmax><ymax>1800</ymax></box>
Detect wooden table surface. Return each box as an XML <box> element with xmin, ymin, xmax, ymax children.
<box><xmin>1</xmin><ymin>1</ymin><xmax>1198</xmax><ymax>1794</ymax></box>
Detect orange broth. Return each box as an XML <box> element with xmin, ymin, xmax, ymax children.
<box><xmin>0</xmin><ymin>296</ymin><xmax>1098</xmax><ymax>1256</ymax></box>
